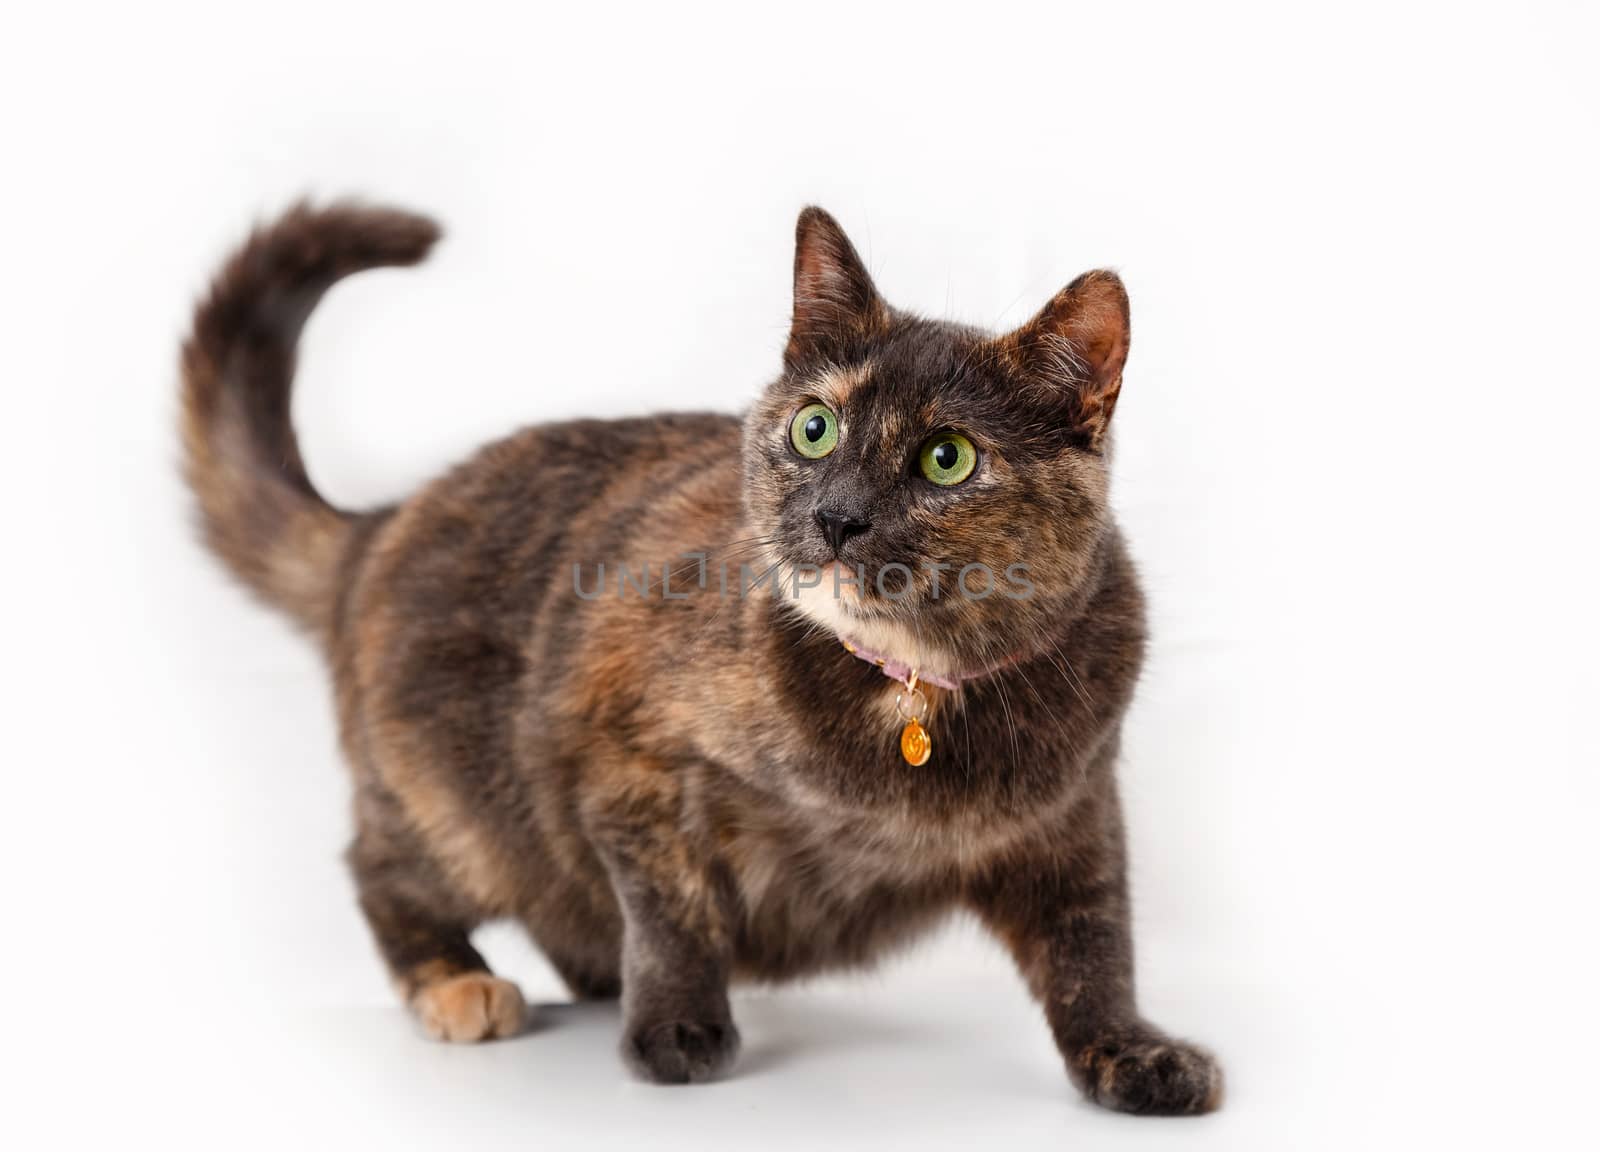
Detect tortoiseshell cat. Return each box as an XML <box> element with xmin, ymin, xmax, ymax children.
<box><xmin>181</xmin><ymin>202</ymin><xmax>1222</xmax><ymax>1115</ymax></box>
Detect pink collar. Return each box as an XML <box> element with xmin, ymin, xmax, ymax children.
<box><xmin>839</xmin><ymin>638</ymin><xmax>1012</xmax><ymax>691</ymax></box>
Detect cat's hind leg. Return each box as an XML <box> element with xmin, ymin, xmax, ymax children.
<box><xmin>348</xmin><ymin>814</ymin><xmax>526</xmax><ymax>1043</ymax></box>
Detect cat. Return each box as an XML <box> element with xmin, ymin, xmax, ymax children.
<box><xmin>180</xmin><ymin>201</ymin><xmax>1222</xmax><ymax>1115</ymax></box>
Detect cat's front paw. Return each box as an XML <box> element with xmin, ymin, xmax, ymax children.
<box><xmin>1072</xmin><ymin>1028</ymin><xmax>1223</xmax><ymax>1115</ymax></box>
<box><xmin>624</xmin><ymin>1013</ymin><xmax>741</xmax><ymax>1084</ymax></box>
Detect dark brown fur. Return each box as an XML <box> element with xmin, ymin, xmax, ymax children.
<box><xmin>180</xmin><ymin>201</ymin><xmax>1222</xmax><ymax>1113</ymax></box>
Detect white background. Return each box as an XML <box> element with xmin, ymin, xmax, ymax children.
<box><xmin>4</xmin><ymin>2</ymin><xmax>1596</xmax><ymax>1148</ymax></box>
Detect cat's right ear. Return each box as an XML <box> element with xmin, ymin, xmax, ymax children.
<box><xmin>786</xmin><ymin>207</ymin><xmax>887</xmax><ymax>367</ymax></box>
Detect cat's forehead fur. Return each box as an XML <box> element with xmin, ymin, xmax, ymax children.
<box><xmin>773</xmin><ymin>314</ymin><xmax>1084</xmax><ymax>459</ymax></box>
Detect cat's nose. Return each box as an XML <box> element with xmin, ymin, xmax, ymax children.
<box><xmin>815</xmin><ymin>508</ymin><xmax>871</xmax><ymax>554</ymax></box>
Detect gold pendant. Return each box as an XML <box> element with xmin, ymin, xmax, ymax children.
<box><xmin>900</xmin><ymin>718</ymin><xmax>932</xmax><ymax>766</ymax></box>
<box><xmin>896</xmin><ymin>671</ymin><xmax>932</xmax><ymax>765</ymax></box>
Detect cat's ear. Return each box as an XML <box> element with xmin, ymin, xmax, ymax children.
<box><xmin>1002</xmin><ymin>270</ymin><xmax>1130</xmax><ymax>449</ymax></box>
<box><xmin>786</xmin><ymin>207</ymin><xmax>887</xmax><ymax>366</ymax></box>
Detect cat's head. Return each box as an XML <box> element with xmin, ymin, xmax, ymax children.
<box><xmin>742</xmin><ymin>208</ymin><xmax>1130</xmax><ymax>674</ymax></box>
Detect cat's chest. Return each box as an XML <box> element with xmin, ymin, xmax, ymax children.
<box><xmin>713</xmin><ymin>811</ymin><xmax>956</xmax><ymax>978</ymax></box>
<box><xmin>694</xmin><ymin>716</ymin><xmax>1075</xmax><ymax>977</ymax></box>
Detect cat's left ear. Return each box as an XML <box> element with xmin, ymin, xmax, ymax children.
<box><xmin>786</xmin><ymin>207</ymin><xmax>888</xmax><ymax>367</ymax></box>
<box><xmin>1001</xmin><ymin>271</ymin><xmax>1130</xmax><ymax>449</ymax></box>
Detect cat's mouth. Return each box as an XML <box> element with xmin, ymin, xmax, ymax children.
<box><xmin>783</xmin><ymin>559</ymin><xmax>945</xmax><ymax>627</ymax></box>
<box><xmin>827</xmin><ymin>568</ymin><xmax>886</xmax><ymax>619</ymax></box>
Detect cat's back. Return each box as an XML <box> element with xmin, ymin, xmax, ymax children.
<box><xmin>333</xmin><ymin>412</ymin><xmax>743</xmax><ymax>809</ymax></box>
<box><xmin>349</xmin><ymin>411</ymin><xmax>743</xmax><ymax>633</ymax></box>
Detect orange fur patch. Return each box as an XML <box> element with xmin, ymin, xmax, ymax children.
<box><xmin>411</xmin><ymin>973</ymin><xmax>526</xmax><ymax>1043</ymax></box>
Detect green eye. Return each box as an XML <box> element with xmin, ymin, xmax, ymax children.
<box><xmin>789</xmin><ymin>403</ymin><xmax>839</xmax><ymax>458</ymax></box>
<box><xmin>918</xmin><ymin>432</ymin><xmax>977</xmax><ymax>486</ymax></box>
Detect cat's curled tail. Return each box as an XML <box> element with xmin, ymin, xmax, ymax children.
<box><xmin>180</xmin><ymin>202</ymin><xmax>439</xmax><ymax>636</ymax></box>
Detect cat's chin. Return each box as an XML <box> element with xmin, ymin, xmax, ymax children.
<box><xmin>785</xmin><ymin>569</ymin><xmax>956</xmax><ymax>676</ymax></box>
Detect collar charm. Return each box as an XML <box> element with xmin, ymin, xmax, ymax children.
<box><xmin>841</xmin><ymin>639</ymin><xmax>935</xmax><ymax>766</ymax></box>
<box><xmin>896</xmin><ymin>673</ymin><xmax>933</xmax><ymax>766</ymax></box>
